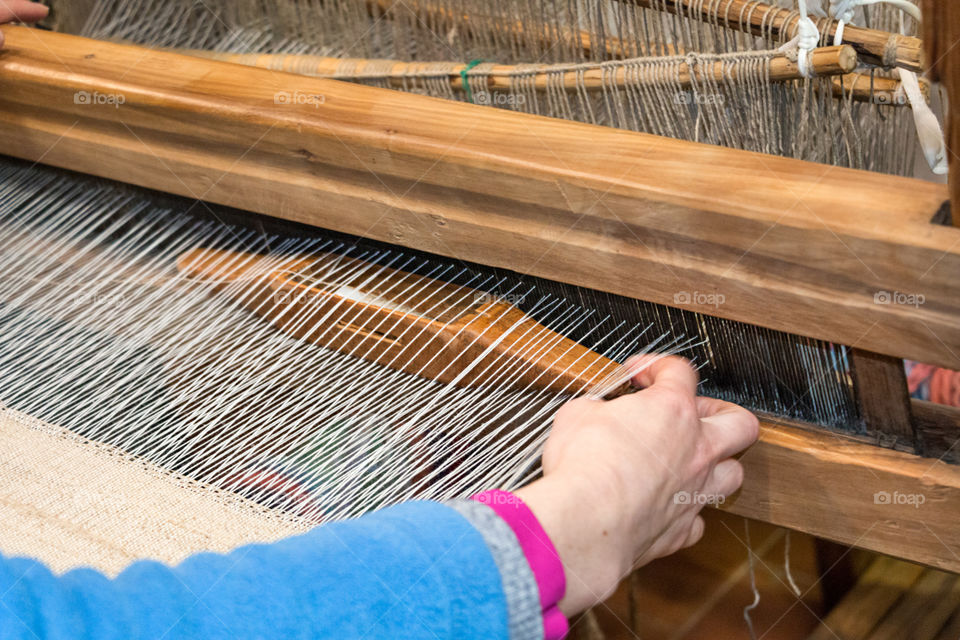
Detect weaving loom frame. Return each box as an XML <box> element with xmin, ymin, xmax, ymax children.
<box><xmin>0</xmin><ymin>23</ymin><xmax>958</xmax><ymax>572</ymax></box>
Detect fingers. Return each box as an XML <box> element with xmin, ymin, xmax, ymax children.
<box><xmin>553</xmin><ymin>396</ymin><xmax>603</xmax><ymax>425</ymax></box>
<box><xmin>0</xmin><ymin>1</ymin><xmax>49</xmax><ymax>24</ymax></box>
<box><xmin>697</xmin><ymin>397</ymin><xmax>760</xmax><ymax>459</ymax></box>
<box><xmin>702</xmin><ymin>458</ymin><xmax>744</xmax><ymax>499</ymax></box>
<box><xmin>625</xmin><ymin>354</ymin><xmax>698</xmax><ymax>397</ymax></box>
<box><xmin>681</xmin><ymin>515</ymin><xmax>705</xmax><ymax>549</ymax></box>
<box><xmin>656</xmin><ymin>513</ymin><xmax>706</xmax><ymax>559</ymax></box>
<box><xmin>695</xmin><ymin>395</ymin><xmax>738</xmax><ymax>418</ymax></box>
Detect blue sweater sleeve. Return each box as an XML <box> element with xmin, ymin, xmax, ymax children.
<box><xmin>0</xmin><ymin>501</ymin><xmax>509</xmax><ymax>640</ymax></box>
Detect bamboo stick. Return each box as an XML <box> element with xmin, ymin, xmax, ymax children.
<box><xmin>831</xmin><ymin>72</ymin><xmax>929</xmax><ymax>105</ymax></box>
<box><xmin>628</xmin><ymin>0</ymin><xmax>925</xmax><ymax>72</ymax></box>
<box><xmin>187</xmin><ymin>47</ymin><xmax>920</xmax><ymax>106</ymax></box>
<box><xmin>188</xmin><ymin>47</ymin><xmax>915</xmax><ymax>105</ymax></box>
<box><xmin>183</xmin><ymin>45</ymin><xmax>857</xmax><ymax>92</ymax></box>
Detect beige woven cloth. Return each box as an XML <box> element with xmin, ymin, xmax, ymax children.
<box><xmin>0</xmin><ymin>404</ymin><xmax>309</xmax><ymax>576</ymax></box>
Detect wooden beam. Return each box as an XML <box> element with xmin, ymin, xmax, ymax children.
<box><xmin>849</xmin><ymin>349</ymin><xmax>916</xmax><ymax>450</ymax></box>
<box><xmin>921</xmin><ymin>0</ymin><xmax>960</xmax><ymax>227</ymax></box>
<box><xmin>0</xmin><ymin>26</ymin><xmax>958</xmax><ymax>368</ymax></box>
<box><xmin>725</xmin><ymin>407</ymin><xmax>960</xmax><ymax>574</ymax></box>
<box><xmin>868</xmin><ymin>569</ymin><xmax>960</xmax><ymax>639</ymax></box>
<box><xmin>913</xmin><ymin>398</ymin><xmax>960</xmax><ymax>465</ymax></box>
<box><xmin>813</xmin><ymin>538</ymin><xmax>859</xmax><ymax>610</ymax></box>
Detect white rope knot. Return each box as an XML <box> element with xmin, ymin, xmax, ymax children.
<box><xmin>795</xmin><ymin>16</ymin><xmax>820</xmax><ymax>77</ymax></box>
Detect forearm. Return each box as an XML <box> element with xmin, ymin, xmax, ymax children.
<box><xmin>0</xmin><ymin>501</ymin><xmax>511</xmax><ymax>640</ymax></box>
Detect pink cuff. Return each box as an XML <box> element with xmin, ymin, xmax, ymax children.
<box><xmin>472</xmin><ymin>490</ymin><xmax>568</xmax><ymax>640</ymax></box>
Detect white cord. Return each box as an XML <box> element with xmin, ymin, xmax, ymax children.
<box><xmin>830</xmin><ymin>0</ymin><xmax>922</xmax><ymax>45</ymax></box>
<box><xmin>743</xmin><ymin>520</ymin><xmax>761</xmax><ymax>640</ymax></box>
<box><xmin>899</xmin><ymin>68</ymin><xmax>949</xmax><ymax>174</ymax></box>
<box><xmin>782</xmin><ymin>0</ymin><xmax>821</xmax><ymax>79</ymax></box>
<box><xmin>784</xmin><ymin>530</ymin><xmax>803</xmax><ymax>597</ymax></box>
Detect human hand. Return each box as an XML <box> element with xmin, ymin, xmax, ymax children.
<box><xmin>0</xmin><ymin>1</ymin><xmax>49</xmax><ymax>48</ymax></box>
<box><xmin>515</xmin><ymin>355</ymin><xmax>759</xmax><ymax>615</ymax></box>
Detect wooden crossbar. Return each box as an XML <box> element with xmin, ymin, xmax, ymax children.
<box><xmin>0</xmin><ymin>26</ymin><xmax>956</xmax><ymax>368</ymax></box>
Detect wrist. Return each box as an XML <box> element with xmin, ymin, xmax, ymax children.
<box><xmin>471</xmin><ymin>489</ymin><xmax>568</xmax><ymax>639</ymax></box>
<box><xmin>514</xmin><ymin>474</ymin><xmax>634</xmax><ymax>615</ymax></box>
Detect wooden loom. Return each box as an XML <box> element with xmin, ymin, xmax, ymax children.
<box><xmin>0</xmin><ymin>5</ymin><xmax>959</xmax><ymax>581</ymax></box>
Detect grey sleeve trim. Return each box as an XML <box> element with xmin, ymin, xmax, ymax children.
<box><xmin>447</xmin><ymin>499</ymin><xmax>544</xmax><ymax>640</ymax></box>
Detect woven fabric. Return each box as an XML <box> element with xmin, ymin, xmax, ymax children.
<box><xmin>0</xmin><ymin>404</ymin><xmax>309</xmax><ymax>576</ymax></box>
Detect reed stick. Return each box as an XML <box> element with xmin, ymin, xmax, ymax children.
<box><xmin>832</xmin><ymin>72</ymin><xmax>928</xmax><ymax>105</ymax></box>
<box><xmin>182</xmin><ymin>45</ymin><xmax>858</xmax><ymax>92</ymax></box>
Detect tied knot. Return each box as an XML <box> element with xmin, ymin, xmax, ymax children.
<box><xmin>793</xmin><ymin>16</ymin><xmax>820</xmax><ymax>77</ymax></box>
<box><xmin>796</xmin><ymin>16</ymin><xmax>819</xmax><ymax>51</ymax></box>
